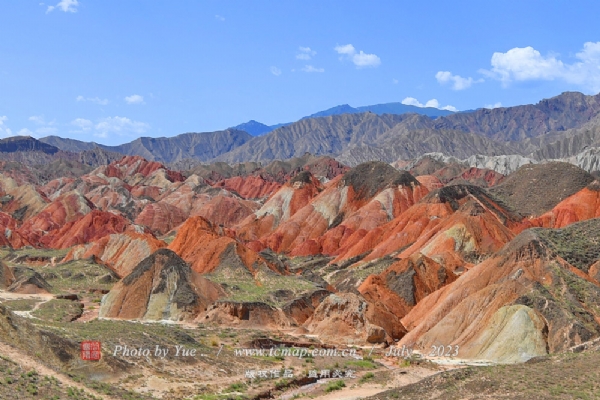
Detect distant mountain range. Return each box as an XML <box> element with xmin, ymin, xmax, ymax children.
<box><xmin>230</xmin><ymin>101</ymin><xmax>455</xmax><ymax>136</ymax></box>
<box><xmin>24</xmin><ymin>91</ymin><xmax>600</xmax><ymax>171</ymax></box>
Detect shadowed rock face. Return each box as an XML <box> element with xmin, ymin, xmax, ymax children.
<box><xmin>303</xmin><ymin>293</ymin><xmax>392</xmax><ymax>344</ymax></box>
<box><xmin>359</xmin><ymin>254</ymin><xmax>457</xmax><ymax>316</ymax></box>
<box><xmin>203</xmin><ymin>301</ymin><xmax>291</xmax><ymax>328</ymax></box>
<box><xmin>281</xmin><ymin>289</ymin><xmax>331</xmax><ymax>325</ymax></box>
<box><xmin>0</xmin><ymin>136</ymin><xmax>59</xmax><ymax>154</ymax></box>
<box><xmin>0</xmin><ymin>261</ymin><xmax>15</xmax><ymax>289</ymax></box>
<box><xmin>100</xmin><ymin>249</ymin><xmax>224</xmax><ymax>321</ymax></box>
<box><xmin>8</xmin><ymin>266</ymin><xmax>52</xmax><ymax>294</ymax></box>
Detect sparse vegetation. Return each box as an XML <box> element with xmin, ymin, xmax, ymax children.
<box><xmin>325</xmin><ymin>379</ymin><xmax>346</xmax><ymax>392</ymax></box>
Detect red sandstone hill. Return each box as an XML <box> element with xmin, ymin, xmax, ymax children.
<box><xmin>168</xmin><ymin>216</ymin><xmax>273</xmax><ymax>275</ymax></box>
<box><xmin>212</xmin><ymin>175</ymin><xmax>281</xmax><ymax>199</ymax></box>
<box><xmin>38</xmin><ymin>210</ymin><xmax>133</xmax><ymax>249</ymax></box>
<box><xmin>252</xmin><ymin>162</ymin><xmax>428</xmax><ymax>256</ymax></box>
<box><xmin>529</xmin><ymin>181</ymin><xmax>600</xmax><ymax>229</ymax></box>
<box><xmin>64</xmin><ymin>232</ymin><xmax>167</xmax><ymax>277</ymax></box>
<box><xmin>3</xmin><ymin>152</ymin><xmax>600</xmax><ymax>363</ymax></box>
<box><xmin>16</xmin><ymin>191</ymin><xmax>95</xmax><ymax>245</ymax></box>
<box><xmin>100</xmin><ymin>249</ymin><xmax>224</xmax><ymax>321</ymax></box>
<box><xmin>332</xmin><ymin>184</ymin><xmax>520</xmax><ymax>266</ymax></box>
<box><xmin>398</xmin><ymin>229</ymin><xmax>600</xmax><ymax>363</ymax></box>
<box><xmin>96</xmin><ymin>155</ymin><xmax>185</xmax><ymax>183</ymax></box>
<box><xmin>235</xmin><ymin>171</ymin><xmax>324</xmax><ymax>246</ymax></box>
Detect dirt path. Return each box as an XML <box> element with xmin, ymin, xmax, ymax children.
<box><xmin>0</xmin><ymin>291</ymin><xmax>54</xmax><ymax>319</ymax></box>
<box><xmin>0</xmin><ymin>341</ymin><xmax>119</xmax><ymax>400</ymax></box>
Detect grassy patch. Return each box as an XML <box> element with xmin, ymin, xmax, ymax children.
<box><xmin>205</xmin><ymin>265</ymin><xmax>317</xmax><ymax>306</ymax></box>
<box><xmin>534</xmin><ymin>218</ymin><xmax>600</xmax><ymax>272</ymax></box>
<box><xmin>41</xmin><ymin>259</ymin><xmax>118</xmax><ymax>294</ymax></box>
<box><xmin>324</xmin><ymin>380</ymin><xmax>346</xmax><ymax>393</ymax></box>
<box><xmin>1</xmin><ymin>299</ymin><xmax>39</xmax><ymax>311</ymax></box>
<box><xmin>31</xmin><ymin>299</ymin><xmax>83</xmax><ymax>323</ymax></box>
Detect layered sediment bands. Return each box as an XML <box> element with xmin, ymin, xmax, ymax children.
<box><xmin>213</xmin><ymin>175</ymin><xmax>281</xmax><ymax>199</ymax></box>
<box><xmin>398</xmin><ymin>230</ymin><xmax>600</xmax><ymax>361</ymax></box>
<box><xmin>259</xmin><ymin>163</ymin><xmax>427</xmax><ymax>256</ymax></box>
<box><xmin>333</xmin><ymin>184</ymin><xmax>518</xmax><ymax>265</ymax></box>
<box><xmin>529</xmin><ymin>183</ymin><xmax>600</xmax><ymax>228</ymax></box>
<box><xmin>97</xmin><ymin>155</ymin><xmax>185</xmax><ymax>183</ymax></box>
<box><xmin>451</xmin><ymin>167</ymin><xmax>505</xmax><ymax>187</ymax></box>
<box><xmin>194</xmin><ymin>195</ymin><xmax>258</xmax><ymax>228</ymax></box>
<box><xmin>235</xmin><ymin>171</ymin><xmax>324</xmax><ymax>243</ymax></box>
<box><xmin>64</xmin><ymin>232</ymin><xmax>167</xmax><ymax>278</ymax></box>
<box><xmin>168</xmin><ymin>216</ymin><xmax>268</xmax><ymax>274</ymax></box>
<box><xmin>100</xmin><ymin>249</ymin><xmax>224</xmax><ymax>321</ymax></box>
<box><xmin>0</xmin><ymin>179</ymin><xmax>49</xmax><ymax>221</ymax></box>
<box><xmin>203</xmin><ymin>301</ymin><xmax>291</xmax><ymax>328</ymax></box>
<box><xmin>39</xmin><ymin>210</ymin><xmax>131</xmax><ymax>249</ymax></box>
<box><xmin>134</xmin><ymin>202</ymin><xmax>187</xmax><ymax>235</ymax></box>
<box><xmin>359</xmin><ymin>254</ymin><xmax>457</xmax><ymax>322</ymax></box>
<box><xmin>303</xmin><ymin>293</ymin><xmax>392</xmax><ymax>344</ymax></box>
<box><xmin>0</xmin><ymin>212</ymin><xmax>30</xmax><ymax>248</ymax></box>
<box><xmin>464</xmin><ymin>305</ymin><xmax>548</xmax><ymax>363</ymax></box>
<box><xmin>415</xmin><ymin>175</ymin><xmax>444</xmax><ymax>191</ymax></box>
<box><xmin>17</xmin><ymin>191</ymin><xmax>94</xmax><ymax>245</ymax></box>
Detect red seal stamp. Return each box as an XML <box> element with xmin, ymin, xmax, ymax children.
<box><xmin>81</xmin><ymin>341</ymin><xmax>102</xmax><ymax>361</ymax></box>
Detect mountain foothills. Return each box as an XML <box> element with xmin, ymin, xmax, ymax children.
<box><xmin>1</xmin><ymin>91</ymin><xmax>600</xmax><ymax>398</ymax></box>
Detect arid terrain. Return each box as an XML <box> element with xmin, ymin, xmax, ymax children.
<box><xmin>1</xmin><ymin>92</ymin><xmax>600</xmax><ymax>399</ymax></box>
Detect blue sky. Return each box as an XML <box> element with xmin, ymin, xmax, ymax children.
<box><xmin>1</xmin><ymin>0</ymin><xmax>600</xmax><ymax>145</ymax></box>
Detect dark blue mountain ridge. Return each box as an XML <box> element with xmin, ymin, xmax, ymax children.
<box><xmin>233</xmin><ymin>101</ymin><xmax>455</xmax><ymax>136</ymax></box>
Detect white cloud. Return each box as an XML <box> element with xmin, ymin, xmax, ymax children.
<box><xmin>334</xmin><ymin>44</ymin><xmax>381</xmax><ymax>68</ymax></box>
<box><xmin>71</xmin><ymin>118</ymin><xmax>93</xmax><ymax>131</ymax></box>
<box><xmin>352</xmin><ymin>51</ymin><xmax>381</xmax><ymax>68</ymax></box>
<box><xmin>35</xmin><ymin>126</ymin><xmax>58</xmax><ymax>135</ymax></box>
<box><xmin>334</xmin><ymin>44</ymin><xmax>355</xmax><ymax>55</ymax></box>
<box><xmin>17</xmin><ymin>128</ymin><xmax>34</xmax><ymax>136</ymax></box>
<box><xmin>301</xmin><ymin>65</ymin><xmax>325</xmax><ymax>73</ymax></box>
<box><xmin>296</xmin><ymin>46</ymin><xmax>317</xmax><ymax>60</ymax></box>
<box><xmin>270</xmin><ymin>66</ymin><xmax>282</xmax><ymax>76</ymax></box>
<box><xmin>25</xmin><ymin>115</ymin><xmax>57</xmax><ymax>136</ymax></box>
<box><xmin>436</xmin><ymin>71</ymin><xmax>482</xmax><ymax>90</ymax></box>
<box><xmin>124</xmin><ymin>94</ymin><xmax>145</xmax><ymax>105</ymax></box>
<box><xmin>484</xmin><ymin>102</ymin><xmax>503</xmax><ymax>109</ymax></box>
<box><xmin>29</xmin><ymin>115</ymin><xmax>47</xmax><ymax>125</ymax></box>
<box><xmin>481</xmin><ymin>42</ymin><xmax>600</xmax><ymax>92</ymax></box>
<box><xmin>401</xmin><ymin>97</ymin><xmax>458</xmax><ymax>112</ymax></box>
<box><xmin>0</xmin><ymin>116</ymin><xmax>13</xmax><ymax>138</ymax></box>
<box><xmin>215</xmin><ymin>14</ymin><xmax>225</xmax><ymax>21</ymax></box>
<box><xmin>46</xmin><ymin>0</ymin><xmax>78</xmax><ymax>13</ymax></box>
<box><xmin>76</xmin><ymin>95</ymin><xmax>109</xmax><ymax>105</ymax></box>
<box><xmin>94</xmin><ymin>116</ymin><xmax>149</xmax><ymax>138</ymax></box>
